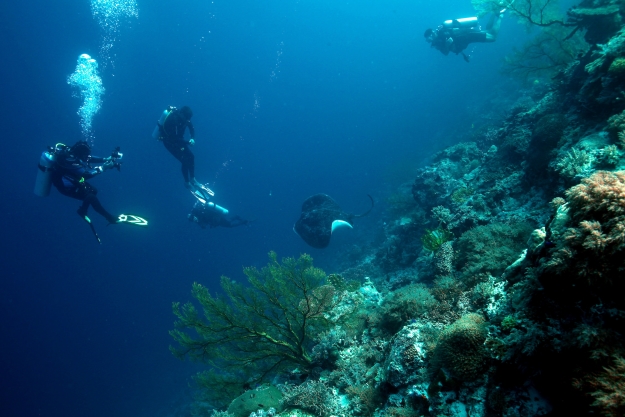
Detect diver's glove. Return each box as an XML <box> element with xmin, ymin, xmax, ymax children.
<box><xmin>188</xmin><ymin>138</ymin><xmax>195</xmax><ymax>146</ymax></box>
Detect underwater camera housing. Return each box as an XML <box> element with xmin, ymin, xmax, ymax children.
<box><xmin>110</xmin><ymin>146</ymin><xmax>123</xmax><ymax>171</ymax></box>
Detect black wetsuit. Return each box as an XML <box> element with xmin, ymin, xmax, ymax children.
<box><xmin>189</xmin><ymin>202</ymin><xmax>248</xmax><ymax>229</ymax></box>
<box><xmin>161</xmin><ymin>109</ymin><xmax>196</xmax><ymax>183</ymax></box>
<box><xmin>51</xmin><ymin>151</ymin><xmax>117</xmax><ymax>223</ymax></box>
<box><xmin>430</xmin><ymin>26</ymin><xmax>487</xmax><ymax>56</ymax></box>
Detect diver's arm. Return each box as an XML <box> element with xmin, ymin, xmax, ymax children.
<box><xmin>75</xmin><ymin>164</ymin><xmax>101</xmax><ymax>179</ymax></box>
<box><xmin>86</xmin><ymin>156</ymin><xmax>115</xmax><ymax>176</ymax></box>
<box><xmin>187</xmin><ymin>121</ymin><xmax>195</xmax><ymax>141</ymax></box>
<box><xmin>433</xmin><ymin>32</ymin><xmax>452</xmax><ymax>55</ymax></box>
<box><xmin>88</xmin><ymin>155</ymin><xmax>107</xmax><ymax>164</ymax></box>
<box><xmin>437</xmin><ymin>40</ymin><xmax>451</xmax><ymax>55</ymax></box>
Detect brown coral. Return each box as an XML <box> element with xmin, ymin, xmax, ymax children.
<box><xmin>587</xmin><ymin>355</ymin><xmax>625</xmax><ymax>417</ymax></box>
<box><xmin>565</xmin><ymin>170</ymin><xmax>625</xmax><ymax>254</ymax></box>
<box><xmin>431</xmin><ymin>313</ymin><xmax>488</xmax><ymax>381</ymax></box>
<box><xmin>541</xmin><ymin>171</ymin><xmax>625</xmax><ymax>294</ymax></box>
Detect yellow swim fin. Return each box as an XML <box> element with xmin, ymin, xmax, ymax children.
<box><xmin>117</xmin><ymin>214</ymin><xmax>148</xmax><ymax>226</ymax></box>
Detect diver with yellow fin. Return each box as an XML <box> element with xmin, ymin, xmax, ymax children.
<box><xmin>34</xmin><ymin>141</ymin><xmax>148</xmax><ymax>243</ymax></box>
<box><xmin>188</xmin><ymin>200</ymin><xmax>249</xmax><ymax>229</ymax></box>
<box><xmin>186</xmin><ymin>181</ymin><xmax>249</xmax><ymax>229</ymax></box>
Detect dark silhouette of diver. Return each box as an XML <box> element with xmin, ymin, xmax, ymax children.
<box><xmin>424</xmin><ymin>9</ymin><xmax>505</xmax><ymax>62</ymax></box>
<box><xmin>188</xmin><ymin>200</ymin><xmax>249</xmax><ymax>229</ymax></box>
<box><xmin>155</xmin><ymin>105</ymin><xmax>205</xmax><ymax>192</ymax></box>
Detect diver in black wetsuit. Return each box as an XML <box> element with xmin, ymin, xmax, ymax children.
<box><xmin>51</xmin><ymin>141</ymin><xmax>120</xmax><ymax>224</ymax></box>
<box><xmin>424</xmin><ymin>9</ymin><xmax>505</xmax><ymax>62</ymax></box>
<box><xmin>157</xmin><ymin>105</ymin><xmax>203</xmax><ymax>191</ymax></box>
<box><xmin>188</xmin><ymin>200</ymin><xmax>249</xmax><ymax>229</ymax></box>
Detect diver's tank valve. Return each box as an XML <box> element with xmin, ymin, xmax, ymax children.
<box><xmin>34</xmin><ymin>148</ymin><xmax>57</xmax><ymax>197</ymax></box>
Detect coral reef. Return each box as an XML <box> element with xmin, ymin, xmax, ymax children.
<box><xmin>172</xmin><ymin>3</ymin><xmax>625</xmax><ymax>416</ymax></box>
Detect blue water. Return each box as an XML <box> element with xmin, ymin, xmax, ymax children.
<box><xmin>0</xmin><ymin>1</ymin><xmax>527</xmax><ymax>416</ymax></box>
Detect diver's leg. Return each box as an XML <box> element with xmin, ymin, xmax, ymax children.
<box><xmin>163</xmin><ymin>141</ymin><xmax>184</xmax><ymax>162</ymax></box>
<box><xmin>164</xmin><ymin>141</ymin><xmax>190</xmax><ymax>183</ymax></box>
<box><xmin>74</xmin><ymin>182</ymin><xmax>96</xmax><ymax>218</ymax></box>
<box><xmin>181</xmin><ymin>147</ymin><xmax>196</xmax><ymax>183</ymax></box>
<box><xmin>485</xmin><ymin>12</ymin><xmax>496</xmax><ymax>30</ymax></box>
<box><xmin>229</xmin><ymin>216</ymin><xmax>249</xmax><ymax>228</ymax></box>
<box><xmin>84</xmin><ymin>193</ymin><xmax>118</xmax><ymax>224</ymax></box>
<box><xmin>77</xmin><ymin>199</ymin><xmax>90</xmax><ymax>218</ymax></box>
<box><xmin>181</xmin><ymin>164</ymin><xmax>190</xmax><ymax>184</ymax></box>
<box><xmin>485</xmin><ymin>11</ymin><xmax>504</xmax><ymax>41</ymax></box>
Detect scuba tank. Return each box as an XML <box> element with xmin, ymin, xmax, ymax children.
<box><xmin>443</xmin><ymin>17</ymin><xmax>478</xmax><ymax>30</ymax></box>
<box><xmin>152</xmin><ymin>106</ymin><xmax>175</xmax><ymax>140</ymax></box>
<box><xmin>208</xmin><ymin>202</ymin><xmax>229</xmax><ymax>215</ymax></box>
<box><xmin>34</xmin><ymin>144</ymin><xmax>65</xmax><ymax>197</ymax></box>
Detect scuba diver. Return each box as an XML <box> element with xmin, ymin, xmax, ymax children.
<box><xmin>153</xmin><ymin>105</ymin><xmax>211</xmax><ymax>199</ymax></box>
<box><xmin>424</xmin><ymin>9</ymin><xmax>505</xmax><ymax>62</ymax></box>
<box><xmin>34</xmin><ymin>141</ymin><xmax>147</xmax><ymax>243</ymax></box>
<box><xmin>188</xmin><ymin>200</ymin><xmax>250</xmax><ymax>229</ymax></box>
<box><xmin>51</xmin><ymin>141</ymin><xmax>119</xmax><ymax>224</ymax></box>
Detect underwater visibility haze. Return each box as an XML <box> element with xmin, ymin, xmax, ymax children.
<box><xmin>4</xmin><ymin>0</ymin><xmax>625</xmax><ymax>416</ymax></box>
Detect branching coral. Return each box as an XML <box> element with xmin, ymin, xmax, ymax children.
<box><xmin>431</xmin><ymin>206</ymin><xmax>454</xmax><ymax>225</ymax></box>
<box><xmin>555</xmin><ymin>148</ymin><xmax>594</xmax><ymax>178</ymax></box>
<box><xmin>170</xmin><ymin>252</ymin><xmax>342</xmax><ymax>403</ymax></box>
<box><xmin>502</xmin><ymin>26</ymin><xmax>586</xmax><ymax>81</ymax></box>
<box><xmin>587</xmin><ymin>355</ymin><xmax>625</xmax><ymax>417</ymax></box>
<box><xmin>597</xmin><ymin>145</ymin><xmax>621</xmax><ymax>167</ymax></box>
<box><xmin>472</xmin><ymin>0</ymin><xmax>566</xmax><ymax>27</ymax></box>
<box><xmin>281</xmin><ymin>381</ymin><xmax>340</xmax><ymax>417</ymax></box>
